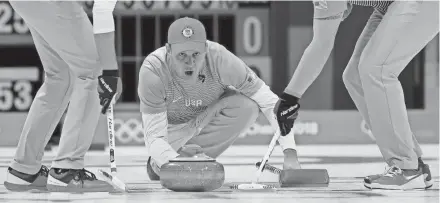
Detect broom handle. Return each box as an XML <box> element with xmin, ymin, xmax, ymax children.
<box><xmin>253</xmin><ymin>129</ymin><xmax>281</xmax><ymax>184</ymax></box>
<box><xmin>106</xmin><ymin>96</ymin><xmax>117</xmax><ymax>174</ymax></box>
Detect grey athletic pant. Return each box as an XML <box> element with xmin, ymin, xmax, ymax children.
<box><xmin>169</xmin><ymin>91</ymin><xmax>259</xmax><ymax>158</ymax></box>
<box><xmin>9</xmin><ymin>1</ymin><xmax>102</xmax><ymax>174</ymax></box>
<box><xmin>343</xmin><ymin>1</ymin><xmax>439</xmax><ymax>169</ymax></box>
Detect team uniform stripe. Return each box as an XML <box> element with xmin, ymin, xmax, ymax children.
<box><xmin>348</xmin><ymin>0</ymin><xmax>394</xmax><ymax>13</ymax></box>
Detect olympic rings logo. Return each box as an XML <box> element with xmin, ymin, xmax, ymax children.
<box><xmin>114</xmin><ymin>118</ymin><xmax>144</xmax><ymax>144</ymax></box>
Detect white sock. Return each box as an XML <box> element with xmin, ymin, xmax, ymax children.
<box><xmin>277</xmin><ymin>130</ymin><xmax>297</xmax><ymax>152</ymax></box>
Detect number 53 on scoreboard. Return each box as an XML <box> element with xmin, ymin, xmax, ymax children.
<box><xmin>0</xmin><ymin>67</ymin><xmax>40</xmax><ymax>112</ymax></box>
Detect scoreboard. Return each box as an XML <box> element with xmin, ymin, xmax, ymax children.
<box><xmin>0</xmin><ymin>1</ymin><xmax>42</xmax><ymax>112</ymax></box>
<box><xmin>81</xmin><ymin>1</ymin><xmax>272</xmax><ymax>106</ymax></box>
<box><xmin>0</xmin><ymin>1</ymin><xmax>272</xmax><ymax>112</ymax></box>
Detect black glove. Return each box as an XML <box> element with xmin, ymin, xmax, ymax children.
<box><xmin>274</xmin><ymin>93</ymin><xmax>300</xmax><ymax>136</ymax></box>
<box><xmin>98</xmin><ymin>70</ymin><xmax>120</xmax><ymax>114</ymax></box>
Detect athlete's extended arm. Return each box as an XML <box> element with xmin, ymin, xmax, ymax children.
<box><xmin>138</xmin><ymin>62</ymin><xmax>179</xmax><ymax>167</ymax></box>
<box><xmin>275</xmin><ymin>2</ymin><xmax>348</xmax><ymax>136</ymax></box>
<box><xmin>284</xmin><ymin>13</ymin><xmax>344</xmax><ymax>97</ymax></box>
<box><xmin>214</xmin><ymin>45</ymin><xmax>296</xmax><ymax>150</ymax></box>
<box><xmin>93</xmin><ymin>0</ymin><xmax>118</xmax><ymax>71</ymax></box>
<box><xmin>93</xmin><ymin>0</ymin><xmax>123</xmax><ymax>113</ymax></box>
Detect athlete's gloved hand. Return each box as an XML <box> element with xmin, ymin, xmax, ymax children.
<box><xmin>98</xmin><ymin>70</ymin><xmax>122</xmax><ymax>114</ymax></box>
<box><xmin>274</xmin><ymin>93</ymin><xmax>300</xmax><ymax>136</ymax></box>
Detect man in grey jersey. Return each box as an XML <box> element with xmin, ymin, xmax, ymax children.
<box><xmin>139</xmin><ymin>17</ymin><xmax>300</xmax><ymax>180</ymax></box>
<box><xmin>4</xmin><ymin>1</ymin><xmax>122</xmax><ymax>192</ymax></box>
<box><xmin>274</xmin><ymin>0</ymin><xmax>438</xmax><ymax>190</ymax></box>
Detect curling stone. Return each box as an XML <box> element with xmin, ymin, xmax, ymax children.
<box><xmin>160</xmin><ymin>156</ymin><xmax>225</xmax><ymax>192</ymax></box>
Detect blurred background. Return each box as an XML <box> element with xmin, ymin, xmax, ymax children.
<box><xmin>0</xmin><ymin>1</ymin><xmax>438</xmax><ymax>150</ymax></box>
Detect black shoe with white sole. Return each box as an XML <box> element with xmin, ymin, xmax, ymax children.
<box><xmin>47</xmin><ymin>168</ymin><xmax>113</xmax><ymax>193</ymax></box>
<box><xmin>4</xmin><ymin>165</ymin><xmax>49</xmax><ymax>192</ymax></box>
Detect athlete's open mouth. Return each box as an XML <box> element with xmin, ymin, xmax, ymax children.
<box><xmin>185</xmin><ymin>71</ymin><xmax>194</xmax><ymax>76</ymax></box>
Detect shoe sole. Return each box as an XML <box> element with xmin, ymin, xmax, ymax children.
<box><xmin>424</xmin><ymin>173</ymin><xmax>433</xmax><ymax>189</ymax></box>
<box><xmin>46</xmin><ymin>175</ymin><xmax>114</xmax><ymax>193</ymax></box>
<box><xmin>365</xmin><ymin>177</ymin><xmax>433</xmax><ymax>188</ymax></box>
<box><xmin>364</xmin><ymin>175</ymin><xmax>427</xmax><ymax>190</ymax></box>
<box><xmin>422</xmin><ymin>164</ymin><xmax>433</xmax><ymax>189</ymax></box>
<box><xmin>47</xmin><ymin>184</ymin><xmax>114</xmax><ymax>193</ymax></box>
<box><xmin>4</xmin><ymin>181</ymin><xmax>47</xmax><ymax>192</ymax></box>
<box><xmin>365</xmin><ymin>164</ymin><xmax>433</xmax><ymax>189</ymax></box>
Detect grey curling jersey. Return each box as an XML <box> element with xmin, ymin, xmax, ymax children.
<box><xmin>138</xmin><ymin>40</ymin><xmax>263</xmax><ymax>125</ymax></box>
